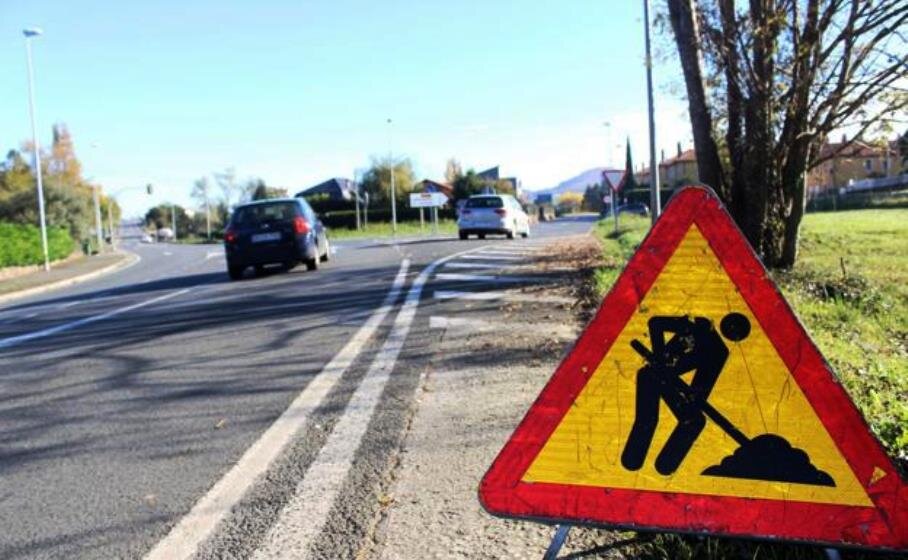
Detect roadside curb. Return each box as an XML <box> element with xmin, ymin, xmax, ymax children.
<box><xmin>0</xmin><ymin>250</ymin><xmax>140</xmax><ymax>306</ymax></box>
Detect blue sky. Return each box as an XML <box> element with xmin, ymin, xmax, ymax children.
<box><xmin>1</xmin><ymin>0</ymin><xmax>692</xmax><ymax>216</ymax></box>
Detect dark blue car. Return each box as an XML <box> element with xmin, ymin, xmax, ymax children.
<box><xmin>223</xmin><ymin>198</ymin><xmax>330</xmax><ymax>280</ymax></box>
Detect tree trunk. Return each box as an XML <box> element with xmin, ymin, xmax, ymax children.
<box><xmin>780</xmin><ymin>172</ymin><xmax>806</xmax><ymax>268</ymax></box>
<box><xmin>667</xmin><ymin>0</ymin><xmax>726</xmax><ymax>196</ymax></box>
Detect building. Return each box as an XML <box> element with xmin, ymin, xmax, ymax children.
<box><xmin>476</xmin><ymin>166</ymin><xmax>520</xmax><ymax>195</ymax></box>
<box><xmin>414</xmin><ymin>179</ymin><xmax>454</xmax><ymax>201</ymax></box>
<box><xmin>295</xmin><ymin>178</ymin><xmax>358</xmax><ymax>201</ymax></box>
<box><xmin>634</xmin><ymin>144</ymin><xmax>699</xmax><ymax>188</ymax></box>
<box><xmin>808</xmin><ymin>137</ymin><xmax>903</xmax><ymax>196</ymax></box>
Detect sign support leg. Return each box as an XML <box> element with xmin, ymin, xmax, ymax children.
<box><xmin>543</xmin><ymin>525</ymin><xmax>570</xmax><ymax>560</ymax></box>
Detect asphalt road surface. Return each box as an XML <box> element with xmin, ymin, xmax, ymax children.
<box><xmin>0</xmin><ymin>216</ymin><xmax>595</xmax><ymax>559</ymax></box>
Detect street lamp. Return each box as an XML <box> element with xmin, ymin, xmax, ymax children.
<box><xmin>643</xmin><ymin>0</ymin><xmax>661</xmax><ymax>223</ymax></box>
<box><xmin>387</xmin><ymin>118</ymin><xmax>397</xmax><ymax>234</ymax></box>
<box><xmin>88</xmin><ymin>142</ymin><xmax>105</xmax><ymax>252</ymax></box>
<box><xmin>23</xmin><ymin>27</ymin><xmax>50</xmax><ymax>271</ymax></box>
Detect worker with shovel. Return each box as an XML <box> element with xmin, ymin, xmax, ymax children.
<box><xmin>621</xmin><ymin>312</ymin><xmax>751</xmax><ymax>476</ymax></box>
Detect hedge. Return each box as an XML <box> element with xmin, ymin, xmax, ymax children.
<box><xmin>0</xmin><ymin>222</ymin><xmax>75</xmax><ymax>268</ymax></box>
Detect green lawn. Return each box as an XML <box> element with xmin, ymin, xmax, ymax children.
<box><xmin>326</xmin><ymin>219</ymin><xmax>458</xmax><ymax>239</ymax></box>
<box><xmin>591</xmin><ymin>208</ymin><xmax>907</xmax><ymax>558</ymax></box>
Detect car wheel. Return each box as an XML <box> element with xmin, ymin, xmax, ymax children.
<box><xmin>506</xmin><ymin>229</ymin><xmax>515</xmax><ymax>239</ymax></box>
<box><xmin>478</xmin><ymin>233</ymin><xmax>486</xmax><ymax>240</ymax></box>
<box><xmin>521</xmin><ymin>227</ymin><xmax>530</xmax><ymax>238</ymax></box>
<box><xmin>254</xmin><ymin>265</ymin><xmax>266</xmax><ymax>276</ymax></box>
<box><xmin>283</xmin><ymin>260</ymin><xmax>297</xmax><ymax>271</ymax></box>
<box><xmin>228</xmin><ymin>265</ymin><xmax>244</xmax><ymax>281</ymax></box>
<box><xmin>305</xmin><ymin>256</ymin><xmax>319</xmax><ymax>271</ymax></box>
<box><xmin>459</xmin><ymin>231</ymin><xmax>468</xmax><ymax>240</ymax></box>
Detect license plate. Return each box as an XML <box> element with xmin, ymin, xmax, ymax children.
<box><xmin>251</xmin><ymin>232</ymin><xmax>281</xmax><ymax>243</ymax></box>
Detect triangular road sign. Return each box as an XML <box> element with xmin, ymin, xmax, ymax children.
<box><xmin>480</xmin><ymin>186</ymin><xmax>907</xmax><ymax>551</ymax></box>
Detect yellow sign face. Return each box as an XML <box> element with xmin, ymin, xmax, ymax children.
<box><xmin>523</xmin><ymin>225</ymin><xmax>870</xmax><ymax>507</ymax></box>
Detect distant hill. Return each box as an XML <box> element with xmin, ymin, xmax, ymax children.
<box><xmin>527</xmin><ymin>167</ymin><xmax>624</xmax><ymax>200</ymax></box>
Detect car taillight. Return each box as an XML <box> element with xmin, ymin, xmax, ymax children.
<box><xmin>293</xmin><ymin>216</ymin><xmax>310</xmax><ymax>234</ymax></box>
<box><xmin>494</xmin><ymin>208</ymin><xmax>507</xmax><ymax>217</ymax></box>
<box><xmin>224</xmin><ymin>228</ymin><xmax>237</xmax><ymax>244</ymax></box>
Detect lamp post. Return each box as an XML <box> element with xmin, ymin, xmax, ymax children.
<box><xmin>89</xmin><ymin>142</ymin><xmax>104</xmax><ymax>252</ymax></box>
<box><xmin>387</xmin><ymin>118</ymin><xmax>397</xmax><ymax>234</ymax></box>
<box><xmin>23</xmin><ymin>27</ymin><xmax>50</xmax><ymax>271</ymax></box>
<box><xmin>643</xmin><ymin>0</ymin><xmax>661</xmax><ymax>223</ymax></box>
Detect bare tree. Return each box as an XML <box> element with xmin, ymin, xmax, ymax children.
<box><xmin>667</xmin><ymin>0</ymin><xmax>907</xmax><ymax>267</ymax></box>
<box><xmin>444</xmin><ymin>158</ymin><xmax>463</xmax><ymax>184</ymax></box>
<box><xmin>191</xmin><ymin>177</ymin><xmax>211</xmax><ymax>239</ymax></box>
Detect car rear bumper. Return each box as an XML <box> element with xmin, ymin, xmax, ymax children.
<box><xmin>458</xmin><ymin>228</ymin><xmax>512</xmax><ymax>235</ymax></box>
<box><xmin>225</xmin><ymin>238</ymin><xmax>316</xmax><ymax>266</ymax></box>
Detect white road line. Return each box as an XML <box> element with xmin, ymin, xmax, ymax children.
<box><xmin>163</xmin><ymin>251</ymin><xmax>173</xmax><ymax>256</ymax></box>
<box><xmin>435</xmin><ymin>272</ymin><xmax>539</xmax><ymax>284</ymax></box>
<box><xmin>429</xmin><ymin>315</ymin><xmax>578</xmax><ymax>338</ymax></box>
<box><xmin>205</xmin><ymin>250</ymin><xmax>224</xmax><ymax>260</ymax></box>
<box><xmin>443</xmin><ymin>262</ymin><xmax>525</xmax><ymax>270</ymax></box>
<box><xmin>459</xmin><ymin>255</ymin><xmax>525</xmax><ymax>261</ymax></box>
<box><xmin>251</xmin><ymin>246</ymin><xmax>487</xmax><ymax>560</ymax></box>
<box><xmin>433</xmin><ymin>290</ymin><xmax>573</xmax><ymax>304</ymax></box>
<box><xmin>0</xmin><ymin>289</ymin><xmax>191</xmax><ymax>350</ymax></box>
<box><xmin>143</xmin><ymin>259</ymin><xmax>411</xmax><ymax>560</ymax></box>
<box><xmin>429</xmin><ymin>315</ymin><xmax>491</xmax><ymax>330</ymax></box>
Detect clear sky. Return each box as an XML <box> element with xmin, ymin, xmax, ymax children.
<box><xmin>1</xmin><ymin>0</ymin><xmax>693</xmax><ymax>216</ymax></box>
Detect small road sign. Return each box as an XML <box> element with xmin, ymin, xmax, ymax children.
<box><xmin>480</xmin><ymin>186</ymin><xmax>907</xmax><ymax>551</ymax></box>
<box><xmin>409</xmin><ymin>192</ymin><xmax>447</xmax><ymax>208</ymax></box>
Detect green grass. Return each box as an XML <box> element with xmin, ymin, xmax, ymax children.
<box><xmin>326</xmin><ymin>219</ymin><xmax>458</xmax><ymax>239</ymax></box>
<box><xmin>590</xmin><ymin>209</ymin><xmax>906</xmax><ymax>559</ymax></box>
<box><xmin>0</xmin><ymin>222</ymin><xmax>75</xmax><ymax>268</ymax></box>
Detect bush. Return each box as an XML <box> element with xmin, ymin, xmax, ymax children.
<box><xmin>0</xmin><ymin>222</ymin><xmax>75</xmax><ymax>268</ymax></box>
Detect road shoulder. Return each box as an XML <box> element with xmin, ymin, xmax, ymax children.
<box><xmin>366</xmin><ymin>234</ymin><xmax>628</xmax><ymax>559</ymax></box>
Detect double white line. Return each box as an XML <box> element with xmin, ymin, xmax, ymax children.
<box><xmin>147</xmin><ymin>247</ymin><xmax>488</xmax><ymax>560</ymax></box>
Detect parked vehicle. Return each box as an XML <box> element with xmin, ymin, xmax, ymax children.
<box><xmin>617</xmin><ymin>203</ymin><xmax>650</xmax><ymax>217</ymax></box>
<box><xmin>223</xmin><ymin>198</ymin><xmax>330</xmax><ymax>280</ymax></box>
<box><xmin>458</xmin><ymin>194</ymin><xmax>531</xmax><ymax>240</ymax></box>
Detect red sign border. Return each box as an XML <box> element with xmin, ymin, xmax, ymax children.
<box><xmin>479</xmin><ymin>186</ymin><xmax>907</xmax><ymax>550</ymax></box>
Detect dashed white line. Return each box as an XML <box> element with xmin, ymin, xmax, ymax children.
<box><xmin>458</xmin><ymin>255</ymin><xmax>525</xmax><ymax>261</ymax></box>
<box><xmin>433</xmin><ymin>289</ymin><xmax>573</xmax><ymax>304</ymax></box>
<box><xmin>435</xmin><ymin>272</ymin><xmax>538</xmax><ymax>283</ymax></box>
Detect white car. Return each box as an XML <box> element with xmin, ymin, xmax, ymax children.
<box><xmin>458</xmin><ymin>194</ymin><xmax>531</xmax><ymax>240</ymax></box>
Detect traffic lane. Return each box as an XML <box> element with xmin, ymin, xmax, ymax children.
<box><xmin>0</xmin><ymin>247</ymin><xmax>405</xmax><ymax>559</ymax></box>
<box><xmin>0</xmin><ymin>241</ymin><xmax>216</xmax><ymax>328</ymax></box>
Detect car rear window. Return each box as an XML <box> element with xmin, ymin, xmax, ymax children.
<box><xmin>465</xmin><ymin>197</ymin><xmax>504</xmax><ymax>209</ymax></box>
<box><xmin>232</xmin><ymin>202</ymin><xmax>298</xmax><ymax>226</ymax></box>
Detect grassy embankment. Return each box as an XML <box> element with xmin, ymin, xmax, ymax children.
<box><xmin>592</xmin><ymin>210</ymin><xmax>906</xmax><ymax>559</ymax></box>
<box><xmin>326</xmin><ymin>219</ymin><xmax>458</xmax><ymax>239</ymax></box>
<box><xmin>0</xmin><ymin>222</ymin><xmax>75</xmax><ymax>268</ymax></box>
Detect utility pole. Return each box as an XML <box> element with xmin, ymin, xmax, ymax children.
<box><xmin>23</xmin><ymin>28</ymin><xmax>50</xmax><ymax>271</ymax></box>
<box><xmin>171</xmin><ymin>203</ymin><xmax>177</xmax><ymax>241</ymax></box>
<box><xmin>93</xmin><ymin>185</ymin><xmax>103</xmax><ymax>252</ymax></box>
<box><xmin>204</xmin><ymin>183</ymin><xmax>211</xmax><ymax>240</ymax></box>
<box><xmin>107</xmin><ymin>199</ymin><xmax>116</xmax><ymax>250</ymax></box>
<box><xmin>643</xmin><ymin>0</ymin><xmax>661</xmax><ymax>224</ymax></box>
<box><xmin>388</xmin><ymin>118</ymin><xmax>397</xmax><ymax>234</ymax></box>
<box><xmin>353</xmin><ymin>176</ymin><xmax>361</xmax><ymax>230</ymax></box>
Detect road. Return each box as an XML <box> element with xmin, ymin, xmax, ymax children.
<box><xmin>0</xmin><ymin>216</ymin><xmax>595</xmax><ymax>559</ymax></box>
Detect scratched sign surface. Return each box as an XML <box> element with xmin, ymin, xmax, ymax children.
<box><xmin>479</xmin><ymin>187</ymin><xmax>907</xmax><ymax>551</ymax></box>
